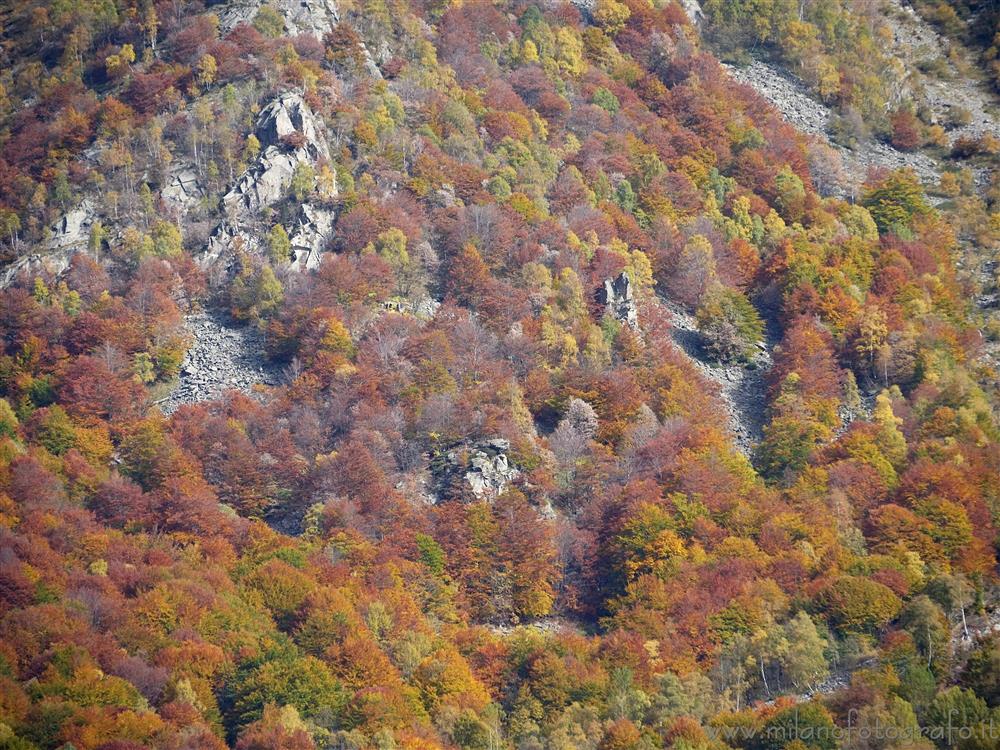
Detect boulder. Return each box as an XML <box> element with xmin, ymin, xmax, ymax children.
<box><xmin>161</xmin><ymin>166</ymin><xmax>204</xmax><ymax>211</ymax></box>
<box><xmin>597</xmin><ymin>271</ymin><xmax>639</xmax><ymax>328</ymax></box>
<box><xmin>255</xmin><ymin>91</ymin><xmax>330</xmax><ymax>160</ymax></box>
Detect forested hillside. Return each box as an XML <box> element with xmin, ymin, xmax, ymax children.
<box><xmin>0</xmin><ymin>0</ymin><xmax>999</xmax><ymax>747</ymax></box>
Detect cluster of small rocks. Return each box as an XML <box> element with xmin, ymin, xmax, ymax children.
<box><xmin>157</xmin><ymin>310</ymin><xmax>281</xmax><ymax>414</ymax></box>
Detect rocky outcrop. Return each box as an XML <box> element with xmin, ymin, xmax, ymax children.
<box><xmin>431</xmin><ymin>438</ymin><xmax>521</xmax><ymax>501</ymax></box>
<box><xmin>224</xmin><ymin>92</ymin><xmax>330</xmax><ymax>215</ymax></box>
<box><xmin>678</xmin><ymin>0</ymin><xmax>703</xmax><ymax>26</ymax></box>
<box><xmin>1</xmin><ymin>248</ymin><xmax>79</xmax><ymax>289</ymax></box>
<box><xmin>465</xmin><ymin>439</ymin><xmax>519</xmax><ymax>499</ymax></box>
<box><xmin>596</xmin><ymin>271</ymin><xmax>639</xmax><ymax>328</ymax></box>
<box><xmin>1</xmin><ymin>201</ymin><xmax>96</xmax><ymax>288</ymax></box>
<box><xmin>156</xmin><ymin>310</ymin><xmax>281</xmax><ymax>414</ymax></box>
<box><xmin>49</xmin><ymin>200</ymin><xmax>96</xmax><ymax>250</ymax></box>
<box><xmin>202</xmin><ymin>91</ymin><xmax>335</xmax><ymax>270</ymax></box>
<box><xmin>216</xmin><ymin>0</ymin><xmax>340</xmax><ymax>36</ymax></box>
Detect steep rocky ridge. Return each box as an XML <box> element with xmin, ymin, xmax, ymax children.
<box><xmin>202</xmin><ymin>90</ymin><xmax>336</xmax><ymax>273</ymax></box>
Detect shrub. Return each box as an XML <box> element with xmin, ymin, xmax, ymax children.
<box><xmin>695</xmin><ymin>285</ymin><xmax>764</xmax><ymax>362</ymax></box>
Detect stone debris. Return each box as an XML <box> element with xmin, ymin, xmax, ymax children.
<box><xmin>724</xmin><ymin>0</ymin><xmax>1000</xmax><ymax>198</ymax></box>
<box><xmin>660</xmin><ymin>295</ymin><xmax>772</xmax><ymax>456</ymax></box>
<box><xmin>724</xmin><ymin>60</ymin><xmax>940</xmax><ymax>195</ymax></box>
<box><xmin>885</xmin><ymin>3</ymin><xmax>999</xmax><ymax>144</ymax></box>
<box><xmin>597</xmin><ymin>271</ymin><xmax>639</xmax><ymax>328</ymax></box>
<box><xmin>157</xmin><ymin>310</ymin><xmax>282</xmax><ymax>414</ymax></box>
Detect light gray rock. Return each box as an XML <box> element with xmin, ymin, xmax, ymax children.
<box><xmin>1</xmin><ymin>248</ymin><xmax>80</xmax><ymax>289</ymax></box>
<box><xmin>161</xmin><ymin>166</ymin><xmax>204</xmax><ymax>210</ymax></box>
<box><xmin>431</xmin><ymin>438</ymin><xmax>520</xmax><ymax>501</ymax></box>
<box><xmin>49</xmin><ymin>200</ymin><xmax>95</xmax><ymax>250</ymax></box>
<box><xmin>202</xmin><ymin>91</ymin><xmax>334</xmax><ymax>271</ymax></box>
<box><xmin>217</xmin><ymin>0</ymin><xmax>340</xmax><ymax>36</ymax></box>
<box><xmin>255</xmin><ymin>91</ymin><xmax>330</xmax><ymax>160</ymax></box>
<box><xmin>463</xmin><ymin>441</ymin><xmax>519</xmax><ymax>500</ymax></box>
<box><xmin>223</xmin><ymin>92</ymin><xmax>331</xmax><ymax>215</ymax></box>
<box><xmin>597</xmin><ymin>271</ymin><xmax>639</xmax><ymax>328</ymax></box>
<box><xmin>358</xmin><ymin>40</ymin><xmax>384</xmax><ymax>79</ymax></box>
<box><xmin>224</xmin><ymin>147</ymin><xmax>307</xmax><ymax>215</ymax></box>
<box><xmin>466</xmin><ymin>451</ymin><xmax>516</xmax><ymax>498</ymax></box>
<box><xmin>678</xmin><ymin>0</ymin><xmax>703</xmax><ymax>26</ymax></box>
<box><xmin>158</xmin><ymin>310</ymin><xmax>282</xmax><ymax>414</ymax></box>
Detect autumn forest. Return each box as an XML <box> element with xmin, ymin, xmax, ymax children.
<box><xmin>0</xmin><ymin>0</ymin><xmax>999</xmax><ymax>746</ymax></box>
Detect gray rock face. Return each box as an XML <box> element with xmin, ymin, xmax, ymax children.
<box><xmin>597</xmin><ymin>271</ymin><xmax>639</xmax><ymax>328</ymax></box>
<box><xmin>202</xmin><ymin>91</ymin><xmax>334</xmax><ymax>270</ymax></box>
<box><xmin>380</xmin><ymin>294</ymin><xmax>441</xmax><ymax>319</ymax></box>
<box><xmin>432</xmin><ymin>438</ymin><xmax>521</xmax><ymax>501</ymax></box>
<box><xmin>157</xmin><ymin>310</ymin><xmax>282</xmax><ymax>414</ymax></box>
<box><xmin>678</xmin><ymin>0</ymin><xmax>703</xmax><ymax>26</ymax></box>
<box><xmin>217</xmin><ymin>0</ymin><xmax>340</xmax><ymax>36</ymax></box>
<box><xmin>465</xmin><ymin>439</ymin><xmax>519</xmax><ymax>500</ymax></box>
<box><xmin>1</xmin><ymin>201</ymin><xmax>95</xmax><ymax>288</ymax></box>
<box><xmin>49</xmin><ymin>200</ymin><xmax>95</xmax><ymax>250</ymax></box>
<box><xmin>224</xmin><ymin>92</ymin><xmax>331</xmax><ymax>215</ymax></box>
